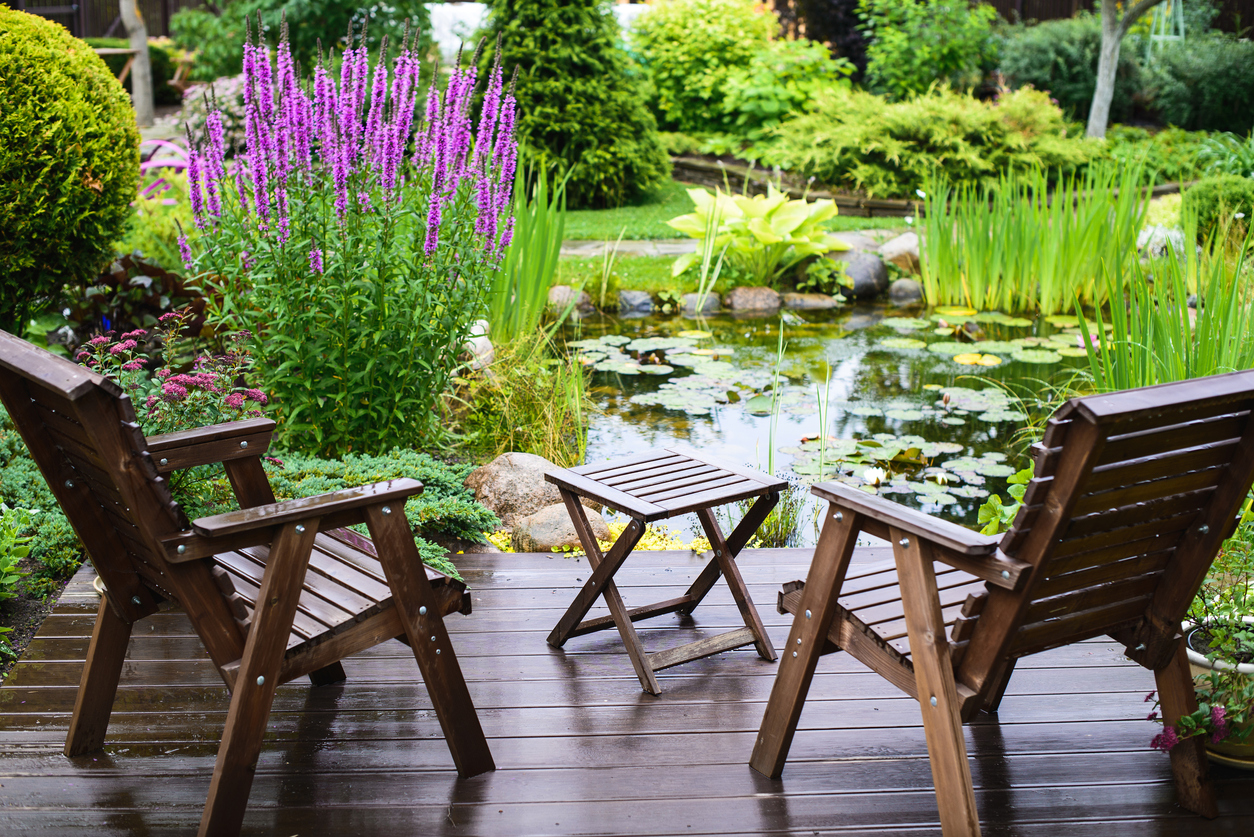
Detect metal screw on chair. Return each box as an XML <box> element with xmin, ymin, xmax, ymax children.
<box><xmin>418</xmin><ymin>606</ymin><xmax>427</xmax><ymax>616</ymax></box>
<box><xmin>381</xmin><ymin>506</ymin><xmax>392</xmax><ymax>515</ymax></box>
<box><xmin>1135</xmin><ymin>643</ymin><xmax>1147</xmax><ymax>651</ymax></box>
<box><xmin>295</xmin><ymin>525</ymin><xmax>305</xmax><ymax>534</ymax></box>
<box><xmin>1198</xmin><ymin>524</ymin><xmax>1210</xmax><ymax>535</ymax></box>
<box><xmin>929</xmin><ymin>696</ymin><xmax>937</xmax><ymax>707</ymax></box>
<box><xmin>177</xmin><ymin>545</ymin><xmax>186</xmax><ymax>554</ymax></box>
<box><xmin>1001</xmin><ymin>570</ymin><xmax>1011</xmax><ymax>579</ymax></box>
<box><xmin>792</xmin><ymin>651</ymin><xmax>797</xmax><ymax>657</ymax></box>
<box><xmin>796</xmin><ymin>638</ymin><xmax>802</xmax><ymax>645</ymax></box>
<box><xmin>159</xmin><ymin>458</ymin><xmax>168</xmax><ymax>466</ymax></box>
<box><xmin>436</xmin><ymin>649</ymin><xmax>441</xmax><ymax>655</ymax></box>
<box><xmin>431</xmin><ymin>636</ymin><xmax>437</xmax><ymax>642</ymax></box>
<box><xmin>834</xmin><ymin>512</ymin><xmax>843</xmax><ymax>522</ymax></box>
<box><xmin>805</xmin><ymin>610</ymin><xmax>812</xmax><ymax>619</ymax></box>
<box><xmin>714</xmin><ymin>549</ymin><xmax>722</xmax><ymax>558</ymax></box>
<box><xmin>240</xmin><ymin>440</ymin><xmax>248</xmax><ymax>448</ymax></box>
<box><xmin>899</xmin><ymin>538</ymin><xmax>910</xmax><ymax>548</ymax></box>
<box><xmin>64</xmin><ymin>479</ymin><xmax>73</xmax><ymax>488</ymax></box>
<box><xmin>131</xmin><ymin>595</ymin><xmax>142</xmax><ymax>605</ymax></box>
<box><xmin>256</xmin><ymin>676</ymin><xmax>265</xmax><ymax>686</ymax></box>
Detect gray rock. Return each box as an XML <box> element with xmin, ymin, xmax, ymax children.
<box><xmin>832</xmin><ymin>232</ymin><xmax>879</xmax><ymax>252</ymax></box>
<box><xmin>548</xmin><ymin>285</ymin><xmax>595</xmax><ymax>314</ymax></box>
<box><xmin>878</xmin><ymin>232</ymin><xmax>920</xmax><ymax>274</ymax></box>
<box><xmin>617</xmin><ymin>290</ymin><xmax>654</xmax><ymax>314</ymax></box>
<box><xmin>510</xmin><ymin>502</ymin><xmax>610</xmax><ymax>553</ymax></box>
<box><xmin>1137</xmin><ymin>225</ymin><xmax>1186</xmax><ymax>260</ymax></box>
<box><xmin>888</xmin><ymin>278</ymin><xmax>925</xmax><ymax>306</ymax></box>
<box><xmin>782</xmin><ymin>292</ymin><xmax>840</xmax><ymax>310</ymax></box>
<box><xmin>465</xmin><ymin>452</ymin><xmax>599</xmax><ymax>528</ymax></box>
<box><xmin>462</xmin><ymin>334</ymin><xmax>495</xmax><ymax>370</ymax></box>
<box><xmin>825</xmin><ymin>250</ymin><xmax>888</xmax><ymax>300</ymax></box>
<box><xmin>681</xmin><ymin>292</ymin><xmax>720</xmax><ymax>315</ymax></box>
<box><xmin>725</xmin><ymin>286</ymin><xmax>781</xmax><ymax>311</ymax></box>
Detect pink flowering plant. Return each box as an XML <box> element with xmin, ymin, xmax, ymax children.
<box><xmin>181</xmin><ymin>21</ymin><xmax>517</xmax><ymax>457</ymax></box>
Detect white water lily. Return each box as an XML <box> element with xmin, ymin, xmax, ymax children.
<box><xmin>862</xmin><ymin>466</ymin><xmax>887</xmax><ymax>486</ymax></box>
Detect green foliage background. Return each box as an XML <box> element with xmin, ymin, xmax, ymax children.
<box><xmin>1151</xmin><ymin>36</ymin><xmax>1254</xmax><ymax>135</ymax></box>
<box><xmin>1183</xmin><ymin>175</ymin><xmax>1254</xmax><ymax>239</ymax></box>
<box><xmin>857</xmin><ymin>0</ymin><xmax>998</xmax><ymax>101</ymax></box>
<box><xmin>483</xmin><ymin>0</ymin><xmax>670</xmax><ymax>209</ymax></box>
<box><xmin>0</xmin><ymin>10</ymin><xmax>139</xmax><ymax>334</ymax></box>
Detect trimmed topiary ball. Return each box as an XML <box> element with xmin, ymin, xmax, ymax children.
<box><xmin>1183</xmin><ymin>175</ymin><xmax>1254</xmax><ymax>241</ymax></box>
<box><xmin>0</xmin><ymin>10</ymin><xmax>140</xmax><ymax>334</ymax></box>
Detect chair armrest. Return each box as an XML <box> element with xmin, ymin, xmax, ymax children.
<box><xmin>811</xmin><ymin>480</ymin><xmax>1029</xmax><ymax>590</ymax></box>
<box><xmin>146</xmin><ymin>418</ymin><xmax>276</xmax><ymax>473</ymax></box>
<box><xmin>191</xmin><ymin>478</ymin><xmax>424</xmax><ymax>537</ymax></box>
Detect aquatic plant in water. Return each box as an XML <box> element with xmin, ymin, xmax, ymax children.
<box><xmin>182</xmin><ymin>23</ymin><xmax>517</xmax><ymax>455</ymax></box>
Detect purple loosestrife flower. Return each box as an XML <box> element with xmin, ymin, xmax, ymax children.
<box><xmin>178</xmin><ymin>234</ymin><xmax>194</xmax><ymax>270</ymax></box>
<box><xmin>186</xmin><ymin>143</ymin><xmax>206</xmax><ymax>230</ymax></box>
<box><xmin>309</xmin><ymin>246</ymin><xmax>324</xmax><ymax>274</ymax></box>
<box><xmin>424</xmin><ymin>193</ymin><xmax>443</xmax><ymax>255</ymax></box>
<box><xmin>364</xmin><ymin>38</ymin><xmax>390</xmax><ymax>172</ymax></box>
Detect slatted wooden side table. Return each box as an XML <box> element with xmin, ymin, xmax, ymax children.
<box><xmin>545</xmin><ymin>446</ymin><xmax>787</xmax><ymax>694</ymax></box>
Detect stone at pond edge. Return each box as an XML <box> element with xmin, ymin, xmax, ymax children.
<box><xmin>465</xmin><ymin>452</ymin><xmax>600</xmax><ymax>528</ymax></box>
<box><xmin>681</xmin><ymin>292</ymin><xmax>720</xmax><ymax>315</ymax></box>
<box><xmin>824</xmin><ymin>250</ymin><xmax>888</xmax><ymax>300</ymax></box>
<box><xmin>510</xmin><ymin>502</ymin><xmax>610</xmax><ymax>553</ymax></box>
<box><xmin>617</xmin><ymin>289</ymin><xmax>654</xmax><ymax>315</ymax></box>
<box><xmin>831</xmin><ymin>231</ymin><xmax>879</xmax><ymax>252</ymax></box>
<box><xmin>548</xmin><ymin>285</ymin><xmax>596</xmax><ymax>314</ymax></box>
<box><xmin>888</xmin><ymin>278</ymin><xmax>924</xmax><ymax>306</ymax></box>
<box><xmin>782</xmin><ymin>292</ymin><xmax>840</xmax><ymax>310</ymax></box>
<box><xmin>725</xmin><ymin>286</ymin><xmax>781</xmax><ymax>311</ymax></box>
<box><xmin>878</xmin><ymin>231</ymin><xmax>920</xmax><ymax>274</ymax></box>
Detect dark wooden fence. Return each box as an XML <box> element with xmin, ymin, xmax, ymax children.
<box><xmin>6</xmin><ymin>0</ymin><xmax>1253</xmax><ymax>42</ymax></box>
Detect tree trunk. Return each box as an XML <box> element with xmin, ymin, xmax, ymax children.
<box><xmin>119</xmin><ymin>0</ymin><xmax>154</xmax><ymax>128</ymax></box>
<box><xmin>1087</xmin><ymin>0</ymin><xmax>1165</xmax><ymax>138</ymax></box>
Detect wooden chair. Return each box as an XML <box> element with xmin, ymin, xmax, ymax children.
<box><xmin>546</xmin><ymin>447</ymin><xmax>786</xmax><ymax>694</ymax></box>
<box><xmin>0</xmin><ymin>331</ymin><xmax>494</xmax><ymax>837</ymax></box>
<box><xmin>752</xmin><ymin>371</ymin><xmax>1254</xmax><ymax>837</ymax></box>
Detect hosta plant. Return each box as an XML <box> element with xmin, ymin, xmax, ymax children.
<box><xmin>666</xmin><ymin>186</ymin><xmax>849</xmax><ymax>285</ymax></box>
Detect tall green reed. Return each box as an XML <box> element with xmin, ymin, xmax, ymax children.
<box><xmin>920</xmin><ymin>164</ymin><xmax>1149</xmax><ymax>315</ymax></box>
<box><xmin>1077</xmin><ymin>206</ymin><xmax>1254</xmax><ymax>391</ymax></box>
<box><xmin>491</xmin><ymin>166</ymin><xmax>569</xmax><ymax>344</ymax></box>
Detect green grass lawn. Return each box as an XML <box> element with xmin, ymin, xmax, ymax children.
<box><xmin>563</xmin><ymin>179</ymin><xmax>911</xmax><ymax>241</ymax></box>
<box><xmin>558</xmin><ymin>254</ymin><xmax>687</xmax><ymax>300</ymax></box>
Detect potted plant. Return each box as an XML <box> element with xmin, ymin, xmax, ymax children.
<box><xmin>1149</xmin><ymin>503</ymin><xmax>1254</xmax><ymax>768</ymax></box>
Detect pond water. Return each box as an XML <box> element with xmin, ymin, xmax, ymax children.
<box><xmin>561</xmin><ymin>303</ymin><xmax>1095</xmax><ymax>545</ymax></box>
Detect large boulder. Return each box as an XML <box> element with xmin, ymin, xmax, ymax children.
<box><xmin>548</xmin><ymin>285</ymin><xmax>595</xmax><ymax>314</ymax></box>
<box><xmin>618</xmin><ymin>289</ymin><xmax>654</xmax><ymax>315</ymax></box>
<box><xmin>782</xmin><ymin>292</ymin><xmax>840</xmax><ymax>310</ymax></box>
<box><xmin>681</xmin><ymin>292</ymin><xmax>720</xmax><ymax>315</ymax></box>
<box><xmin>888</xmin><ymin>278</ymin><xmax>925</xmax><ymax>306</ymax></box>
<box><xmin>465</xmin><ymin>452</ymin><xmax>598</xmax><ymax>528</ymax></box>
<box><xmin>879</xmin><ymin>232</ymin><xmax>920</xmax><ymax>274</ymax></box>
<box><xmin>824</xmin><ymin>250</ymin><xmax>888</xmax><ymax>300</ymax></box>
<box><xmin>510</xmin><ymin>503</ymin><xmax>610</xmax><ymax>553</ymax></box>
<box><xmin>725</xmin><ymin>286</ymin><xmax>781</xmax><ymax>311</ymax></box>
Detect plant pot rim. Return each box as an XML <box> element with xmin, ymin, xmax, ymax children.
<box><xmin>1183</xmin><ymin>618</ymin><xmax>1254</xmax><ymax>675</ymax></box>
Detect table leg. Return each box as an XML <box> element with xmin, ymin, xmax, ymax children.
<box><xmin>681</xmin><ymin>491</ymin><xmax>779</xmax><ymax>613</ymax></box>
<box><xmin>696</xmin><ymin>507</ymin><xmax>776</xmax><ymax>662</ymax></box>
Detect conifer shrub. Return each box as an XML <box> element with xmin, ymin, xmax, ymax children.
<box><xmin>0</xmin><ymin>10</ymin><xmax>140</xmax><ymax>334</ymax></box>
<box><xmin>766</xmin><ymin>86</ymin><xmax>1095</xmax><ymax>198</ymax></box>
<box><xmin>485</xmin><ymin>0</ymin><xmax>670</xmax><ymax>209</ymax></box>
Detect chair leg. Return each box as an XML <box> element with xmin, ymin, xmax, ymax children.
<box><xmin>695</xmin><ymin>507</ymin><xmax>776</xmax><ymax>662</ymax></box>
<box><xmin>199</xmin><ymin>522</ymin><xmax>318</xmax><ymax>837</ymax></box>
<box><xmin>1155</xmin><ymin>640</ymin><xmax>1218</xmax><ymax>818</ymax></box>
<box><xmin>65</xmin><ymin>597</ymin><xmax>134</xmax><ymax>757</ymax></box>
<box><xmin>893</xmin><ymin>528</ymin><xmax>981</xmax><ymax>837</ymax></box>
<box><xmin>751</xmin><ymin>505</ymin><xmax>860</xmax><ymax>778</ymax></box>
<box><xmin>980</xmin><ymin>658</ymin><xmax>1017</xmax><ymax>716</ymax></box>
<box><xmin>308</xmin><ymin>661</ymin><xmax>347</xmax><ymax>686</ymax></box>
<box><xmin>365</xmin><ymin>504</ymin><xmax>496</xmax><ymax>778</ymax></box>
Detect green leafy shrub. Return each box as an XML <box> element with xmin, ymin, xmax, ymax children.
<box><xmin>857</xmin><ymin>0</ymin><xmax>998</xmax><ymax>101</ymax></box>
<box><xmin>116</xmin><ymin>169</ymin><xmax>197</xmax><ymax>272</ymax></box>
<box><xmin>722</xmin><ymin>38</ymin><xmax>854</xmax><ymax>141</ymax></box>
<box><xmin>666</xmin><ymin>186</ymin><xmax>850</xmax><ymax>285</ymax></box>
<box><xmin>0</xmin><ymin>412</ymin><xmax>78</xmax><ymax>596</ymax></box>
<box><xmin>171</xmin><ymin>0</ymin><xmax>432</xmax><ymax>82</ymax></box>
<box><xmin>1102</xmin><ymin>125</ymin><xmax>1210</xmax><ymax>183</ymax></box>
<box><xmin>1151</xmin><ymin>36</ymin><xmax>1254</xmax><ymax>134</ymax></box>
<box><xmin>1196</xmin><ymin>133</ymin><xmax>1254</xmax><ymax>179</ymax></box>
<box><xmin>998</xmin><ymin>15</ymin><xmax>1143</xmax><ymax>123</ymax></box>
<box><xmin>84</xmin><ymin>37</ymin><xmax>182</xmax><ymax>106</ymax></box>
<box><xmin>1183</xmin><ymin>175</ymin><xmax>1254</xmax><ymax>240</ymax></box>
<box><xmin>0</xmin><ymin>10</ymin><xmax>140</xmax><ymax>334</ymax></box>
<box><xmin>0</xmin><ymin>505</ymin><xmax>36</xmax><ymax>602</ymax></box>
<box><xmin>632</xmin><ymin>0</ymin><xmax>776</xmax><ymax>133</ymax></box>
<box><xmin>767</xmin><ymin>86</ymin><xmax>1095</xmax><ymax>198</ymax></box>
<box><xmin>485</xmin><ymin>0</ymin><xmax>670</xmax><ymax>209</ymax></box>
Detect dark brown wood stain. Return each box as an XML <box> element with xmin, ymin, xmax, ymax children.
<box><xmin>2</xmin><ymin>549</ymin><xmax>1252</xmax><ymax>836</ymax></box>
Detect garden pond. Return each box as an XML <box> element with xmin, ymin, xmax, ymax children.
<box><xmin>561</xmin><ymin>302</ymin><xmax>1102</xmax><ymax>544</ymax></box>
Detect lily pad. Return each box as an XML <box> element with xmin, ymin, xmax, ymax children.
<box><xmin>1010</xmin><ymin>348</ymin><xmax>1063</xmax><ymax>364</ymax></box>
<box><xmin>923</xmin><ymin>384</ymin><xmax>944</xmax><ymax>391</ymax></box>
<box><xmin>934</xmin><ymin>306</ymin><xmax>978</xmax><ymax>317</ymax></box>
<box><xmin>879</xmin><ymin>337</ymin><xmax>928</xmax><ymax>350</ymax></box>
<box><xmin>941</xmin><ymin>417</ymin><xmax>967</xmax><ymax>426</ymax></box>
<box><xmin>953</xmin><ymin>353</ymin><xmax>1003</xmax><ymax>366</ymax></box>
<box><xmin>626</xmin><ymin>337</ymin><xmax>698</xmax><ymax>353</ymax></box>
<box><xmin>1045</xmin><ymin>315</ymin><xmax>1080</xmax><ymax>327</ymax></box>
<box><xmin>1056</xmin><ymin>346</ymin><xmax>1090</xmax><ymax>357</ymax></box>
<box><xmin>692</xmin><ymin>360</ymin><xmax>737</xmax><ymax>376</ymax></box>
<box><xmin>927</xmin><ymin>341</ymin><xmax>973</xmax><ymax>356</ymax></box>
<box><xmin>845</xmin><ymin>405</ymin><xmax>883</xmax><ymax>417</ymax></box>
<box><xmin>880</xmin><ymin>317</ymin><xmax>931</xmax><ymax>330</ymax></box>
<box><xmin>978</xmin><ymin>409</ymin><xmax>1029</xmax><ymax>423</ymax></box>
<box><xmin>639</xmin><ymin>364</ymin><xmax>674</xmax><ymax>375</ymax></box>
<box><xmin>884</xmin><ymin>408</ymin><xmax>926</xmax><ymax>421</ymax></box>
<box><xmin>745</xmin><ymin>394</ymin><xmax>774</xmax><ymax>415</ymax></box>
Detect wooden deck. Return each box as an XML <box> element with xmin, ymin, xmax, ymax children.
<box><xmin>2</xmin><ymin>546</ymin><xmax>1253</xmax><ymax>836</ymax></box>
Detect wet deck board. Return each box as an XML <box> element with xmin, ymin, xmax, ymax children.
<box><xmin>2</xmin><ymin>547</ymin><xmax>1252</xmax><ymax>836</ymax></box>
